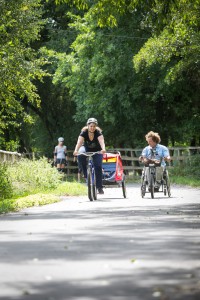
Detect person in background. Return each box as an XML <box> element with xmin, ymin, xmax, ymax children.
<box><xmin>73</xmin><ymin>118</ymin><xmax>106</xmax><ymax>194</ymax></box>
<box><xmin>54</xmin><ymin>137</ymin><xmax>68</xmax><ymax>172</ymax></box>
<box><xmin>139</xmin><ymin>131</ymin><xmax>171</xmax><ymax>191</ymax></box>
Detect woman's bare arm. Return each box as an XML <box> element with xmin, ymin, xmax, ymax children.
<box><xmin>73</xmin><ymin>136</ymin><xmax>84</xmax><ymax>155</ymax></box>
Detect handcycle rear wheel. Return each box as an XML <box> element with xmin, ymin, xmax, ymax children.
<box><xmin>165</xmin><ymin>171</ymin><xmax>171</xmax><ymax>197</ymax></box>
<box><xmin>163</xmin><ymin>169</ymin><xmax>171</xmax><ymax>197</ymax></box>
<box><xmin>141</xmin><ymin>176</ymin><xmax>146</xmax><ymax>198</ymax></box>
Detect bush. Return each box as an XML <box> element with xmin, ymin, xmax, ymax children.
<box><xmin>7</xmin><ymin>157</ymin><xmax>63</xmax><ymax>196</ymax></box>
<box><xmin>0</xmin><ymin>163</ymin><xmax>13</xmax><ymax>200</ymax></box>
<box><xmin>171</xmin><ymin>154</ymin><xmax>200</xmax><ymax>180</ymax></box>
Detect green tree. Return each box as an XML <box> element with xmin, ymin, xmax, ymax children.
<box><xmin>0</xmin><ymin>0</ymin><xmax>45</xmax><ymax>150</ymax></box>
<box><xmin>54</xmin><ymin>0</ymin><xmax>200</xmax><ymax>146</ymax></box>
<box><xmin>133</xmin><ymin>0</ymin><xmax>200</xmax><ymax>144</ymax></box>
<box><xmin>53</xmin><ymin>11</ymin><xmax>153</xmax><ymax>147</ymax></box>
<box><xmin>27</xmin><ymin>0</ymin><xmax>82</xmax><ymax>155</ymax></box>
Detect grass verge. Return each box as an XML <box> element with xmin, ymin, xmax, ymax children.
<box><xmin>0</xmin><ymin>181</ymin><xmax>87</xmax><ymax>214</ymax></box>
<box><xmin>170</xmin><ymin>175</ymin><xmax>200</xmax><ymax>188</ymax></box>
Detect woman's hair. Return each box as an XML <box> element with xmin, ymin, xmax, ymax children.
<box><xmin>81</xmin><ymin>126</ymin><xmax>102</xmax><ymax>133</ymax></box>
<box><xmin>145</xmin><ymin>131</ymin><xmax>161</xmax><ymax>143</ymax></box>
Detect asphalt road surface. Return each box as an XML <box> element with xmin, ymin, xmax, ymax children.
<box><xmin>0</xmin><ymin>183</ymin><xmax>200</xmax><ymax>300</ymax></box>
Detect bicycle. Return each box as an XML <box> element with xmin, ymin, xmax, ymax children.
<box><xmin>78</xmin><ymin>152</ymin><xmax>102</xmax><ymax>201</ymax></box>
<box><xmin>140</xmin><ymin>158</ymin><xmax>171</xmax><ymax>199</ymax></box>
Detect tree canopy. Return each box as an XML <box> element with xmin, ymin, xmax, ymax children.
<box><xmin>0</xmin><ymin>0</ymin><xmax>199</xmax><ymax>152</ymax></box>
<box><xmin>52</xmin><ymin>0</ymin><xmax>200</xmax><ymax>146</ymax></box>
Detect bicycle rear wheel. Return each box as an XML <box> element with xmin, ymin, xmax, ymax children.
<box><xmin>87</xmin><ymin>168</ymin><xmax>94</xmax><ymax>201</ymax></box>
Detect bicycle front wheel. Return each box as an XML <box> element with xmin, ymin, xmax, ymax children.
<box><xmin>87</xmin><ymin>168</ymin><xmax>94</xmax><ymax>201</ymax></box>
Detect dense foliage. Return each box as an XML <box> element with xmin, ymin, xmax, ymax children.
<box><xmin>0</xmin><ymin>0</ymin><xmax>46</xmax><ymax>150</ymax></box>
<box><xmin>0</xmin><ymin>0</ymin><xmax>199</xmax><ymax>153</ymax></box>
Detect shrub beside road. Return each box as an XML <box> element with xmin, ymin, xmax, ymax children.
<box><xmin>0</xmin><ymin>158</ymin><xmax>87</xmax><ymax>214</ymax></box>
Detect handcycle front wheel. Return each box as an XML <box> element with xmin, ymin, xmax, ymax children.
<box><xmin>149</xmin><ymin>173</ymin><xmax>155</xmax><ymax>199</ymax></box>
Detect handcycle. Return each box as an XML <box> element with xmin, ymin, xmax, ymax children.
<box><xmin>78</xmin><ymin>152</ymin><xmax>101</xmax><ymax>201</ymax></box>
<box><xmin>140</xmin><ymin>158</ymin><xmax>171</xmax><ymax>199</ymax></box>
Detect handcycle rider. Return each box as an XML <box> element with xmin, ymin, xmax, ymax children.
<box><xmin>73</xmin><ymin>118</ymin><xmax>106</xmax><ymax>194</ymax></box>
<box><xmin>139</xmin><ymin>131</ymin><xmax>171</xmax><ymax>191</ymax></box>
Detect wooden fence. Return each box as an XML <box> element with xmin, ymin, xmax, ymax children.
<box><xmin>66</xmin><ymin>147</ymin><xmax>200</xmax><ymax>176</ymax></box>
<box><xmin>1</xmin><ymin>147</ymin><xmax>199</xmax><ymax>176</ymax></box>
<box><xmin>0</xmin><ymin>150</ymin><xmax>21</xmax><ymax>162</ymax></box>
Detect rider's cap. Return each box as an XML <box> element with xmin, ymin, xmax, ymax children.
<box><xmin>58</xmin><ymin>137</ymin><xmax>64</xmax><ymax>142</ymax></box>
<box><xmin>87</xmin><ymin>118</ymin><xmax>98</xmax><ymax>125</ymax></box>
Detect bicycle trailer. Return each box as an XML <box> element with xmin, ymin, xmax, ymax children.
<box><xmin>102</xmin><ymin>152</ymin><xmax>126</xmax><ymax>198</ymax></box>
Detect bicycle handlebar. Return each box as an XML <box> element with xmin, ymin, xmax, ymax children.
<box><xmin>77</xmin><ymin>151</ymin><xmax>103</xmax><ymax>157</ymax></box>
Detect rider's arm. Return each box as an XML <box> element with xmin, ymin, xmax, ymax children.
<box><xmin>163</xmin><ymin>147</ymin><xmax>171</xmax><ymax>162</ymax></box>
<box><xmin>98</xmin><ymin>135</ymin><xmax>106</xmax><ymax>153</ymax></box>
<box><xmin>139</xmin><ymin>147</ymin><xmax>149</xmax><ymax>163</ymax></box>
<box><xmin>139</xmin><ymin>156</ymin><xmax>148</xmax><ymax>163</ymax></box>
<box><xmin>164</xmin><ymin>156</ymin><xmax>171</xmax><ymax>162</ymax></box>
<box><xmin>74</xmin><ymin>136</ymin><xmax>84</xmax><ymax>155</ymax></box>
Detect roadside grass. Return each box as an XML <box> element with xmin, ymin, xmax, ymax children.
<box><xmin>170</xmin><ymin>175</ymin><xmax>200</xmax><ymax>187</ymax></box>
<box><xmin>0</xmin><ymin>181</ymin><xmax>87</xmax><ymax>214</ymax></box>
<box><xmin>53</xmin><ymin>180</ymin><xmax>87</xmax><ymax>196</ymax></box>
<box><xmin>0</xmin><ymin>158</ymin><xmax>87</xmax><ymax>214</ymax></box>
<box><xmin>169</xmin><ymin>155</ymin><xmax>200</xmax><ymax>187</ymax></box>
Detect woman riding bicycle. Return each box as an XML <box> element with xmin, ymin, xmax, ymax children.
<box><xmin>73</xmin><ymin>118</ymin><xmax>106</xmax><ymax>194</ymax></box>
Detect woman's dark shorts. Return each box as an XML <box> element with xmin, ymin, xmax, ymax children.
<box><xmin>56</xmin><ymin>158</ymin><xmax>66</xmax><ymax>165</ymax></box>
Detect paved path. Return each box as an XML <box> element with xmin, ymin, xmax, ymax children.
<box><xmin>0</xmin><ymin>184</ymin><xmax>200</xmax><ymax>300</ymax></box>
